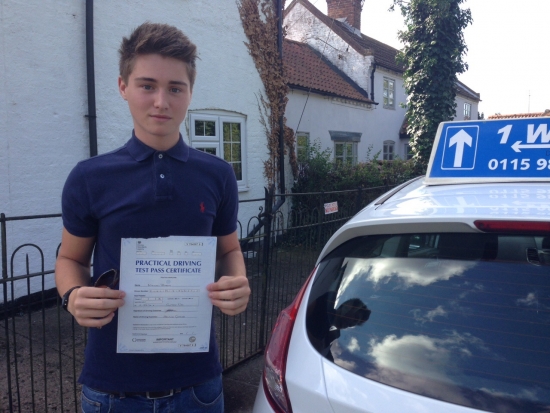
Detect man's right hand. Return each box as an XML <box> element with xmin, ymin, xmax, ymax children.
<box><xmin>67</xmin><ymin>286</ymin><xmax>125</xmax><ymax>328</ymax></box>
<box><xmin>56</xmin><ymin>228</ymin><xmax>126</xmax><ymax>328</ymax></box>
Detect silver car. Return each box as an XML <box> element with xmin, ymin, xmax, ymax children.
<box><xmin>253</xmin><ymin>117</ymin><xmax>550</xmax><ymax>413</ymax></box>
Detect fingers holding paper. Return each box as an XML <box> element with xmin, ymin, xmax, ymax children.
<box><xmin>209</xmin><ymin>231</ymin><xmax>250</xmax><ymax>316</ymax></box>
<box><xmin>69</xmin><ymin>286</ymin><xmax>126</xmax><ymax>328</ymax></box>
<box><xmin>207</xmin><ymin>275</ymin><xmax>250</xmax><ymax>316</ymax></box>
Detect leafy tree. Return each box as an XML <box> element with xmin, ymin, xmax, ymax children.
<box><xmin>392</xmin><ymin>0</ymin><xmax>472</xmax><ymax>172</ymax></box>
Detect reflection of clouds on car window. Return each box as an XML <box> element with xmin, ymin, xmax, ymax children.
<box><xmin>516</xmin><ymin>292</ymin><xmax>539</xmax><ymax>307</ymax></box>
<box><xmin>333</xmin><ymin>330</ymin><xmax>506</xmax><ymax>405</ymax></box>
<box><xmin>457</xmin><ymin>281</ymin><xmax>485</xmax><ymax>299</ymax></box>
<box><xmin>308</xmin><ymin>233</ymin><xmax>550</xmax><ymax>412</ymax></box>
<box><xmin>346</xmin><ymin>337</ymin><xmax>360</xmax><ymax>353</ymax></box>
<box><xmin>411</xmin><ymin>305</ymin><xmax>448</xmax><ymax>324</ymax></box>
<box><xmin>478</xmin><ymin>387</ymin><xmax>542</xmax><ymax>403</ymax></box>
<box><xmin>368</xmin><ymin>332</ymin><xmax>473</xmax><ymax>381</ymax></box>
<box><xmin>339</xmin><ymin>257</ymin><xmax>476</xmax><ymax>291</ymax></box>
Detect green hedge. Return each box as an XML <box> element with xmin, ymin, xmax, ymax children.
<box><xmin>292</xmin><ymin>140</ymin><xmax>417</xmax><ymax>195</ymax></box>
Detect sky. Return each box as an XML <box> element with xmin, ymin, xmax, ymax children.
<box><xmin>307</xmin><ymin>0</ymin><xmax>550</xmax><ymax>117</ymax></box>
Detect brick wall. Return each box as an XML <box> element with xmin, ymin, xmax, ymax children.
<box><xmin>326</xmin><ymin>0</ymin><xmax>362</xmax><ymax>30</ymax></box>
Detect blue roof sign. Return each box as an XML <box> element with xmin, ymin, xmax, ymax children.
<box><xmin>425</xmin><ymin>117</ymin><xmax>550</xmax><ymax>184</ymax></box>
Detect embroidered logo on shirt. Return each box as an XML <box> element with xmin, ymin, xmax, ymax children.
<box><xmin>200</xmin><ymin>202</ymin><xmax>206</xmax><ymax>213</ymax></box>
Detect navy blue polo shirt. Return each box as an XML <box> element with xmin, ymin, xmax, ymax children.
<box><xmin>61</xmin><ymin>133</ymin><xmax>238</xmax><ymax>392</ymax></box>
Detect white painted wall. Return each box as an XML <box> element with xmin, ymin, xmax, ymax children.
<box><xmin>285</xmin><ymin>2</ymin><xmax>373</xmax><ymax>92</ymax></box>
<box><xmin>286</xmin><ymin>77</ymin><xmax>408</xmax><ymax>167</ymax></box>
<box><xmin>1</xmin><ymin>0</ymin><xmax>88</xmax><ymax>217</ymax></box>
<box><xmin>370</xmin><ymin>67</ymin><xmax>409</xmax><ymax>159</ymax></box>
<box><xmin>0</xmin><ymin>1</ymin><xmax>266</xmax><ymax>299</ymax></box>
<box><xmin>454</xmin><ymin>94</ymin><xmax>480</xmax><ymax>121</ymax></box>
<box><xmin>286</xmin><ymin>90</ymin><xmax>371</xmax><ymax>159</ymax></box>
<box><xmin>1</xmin><ymin>0</ymin><xmax>87</xmax><ymax>301</ymax></box>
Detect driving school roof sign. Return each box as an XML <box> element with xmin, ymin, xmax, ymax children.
<box><xmin>425</xmin><ymin>117</ymin><xmax>550</xmax><ymax>184</ymax></box>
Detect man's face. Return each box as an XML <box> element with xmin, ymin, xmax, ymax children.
<box><xmin>118</xmin><ymin>54</ymin><xmax>192</xmax><ymax>151</ymax></box>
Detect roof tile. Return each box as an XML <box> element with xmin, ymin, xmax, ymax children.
<box><xmin>283</xmin><ymin>39</ymin><xmax>374</xmax><ymax>104</ymax></box>
<box><xmin>488</xmin><ymin>110</ymin><xmax>550</xmax><ymax>119</ymax></box>
<box><xmin>285</xmin><ymin>0</ymin><xmax>480</xmax><ymax>101</ymax></box>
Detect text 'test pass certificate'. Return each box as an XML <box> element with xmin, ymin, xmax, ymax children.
<box><xmin>117</xmin><ymin>236</ymin><xmax>216</xmax><ymax>353</ymax></box>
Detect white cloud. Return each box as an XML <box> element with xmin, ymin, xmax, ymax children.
<box><xmin>479</xmin><ymin>387</ymin><xmax>541</xmax><ymax>403</ymax></box>
<box><xmin>347</xmin><ymin>337</ymin><xmax>360</xmax><ymax>353</ymax></box>
<box><xmin>412</xmin><ymin>305</ymin><xmax>448</xmax><ymax>324</ymax></box>
<box><xmin>516</xmin><ymin>292</ymin><xmax>538</xmax><ymax>307</ymax></box>
<box><xmin>338</xmin><ymin>257</ymin><xmax>475</xmax><ymax>294</ymax></box>
<box><xmin>367</xmin><ymin>331</ymin><xmax>489</xmax><ymax>382</ymax></box>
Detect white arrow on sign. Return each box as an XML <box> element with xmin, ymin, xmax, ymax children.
<box><xmin>449</xmin><ymin>129</ymin><xmax>473</xmax><ymax>167</ymax></box>
<box><xmin>511</xmin><ymin>141</ymin><xmax>550</xmax><ymax>153</ymax></box>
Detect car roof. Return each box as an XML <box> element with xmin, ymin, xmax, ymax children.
<box><xmin>374</xmin><ymin>177</ymin><xmax>549</xmax><ymax>220</ymax></box>
<box><xmin>318</xmin><ymin>177</ymin><xmax>549</xmax><ymax>262</ymax></box>
<box><xmin>318</xmin><ymin>115</ymin><xmax>550</xmax><ymax>263</ymax></box>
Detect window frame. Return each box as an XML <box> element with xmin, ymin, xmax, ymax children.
<box><xmin>296</xmin><ymin>132</ymin><xmax>310</xmax><ymax>165</ymax></box>
<box><xmin>189</xmin><ymin>112</ymin><xmax>247</xmax><ymax>189</ymax></box>
<box><xmin>464</xmin><ymin>102</ymin><xmax>472</xmax><ymax>120</ymax></box>
<box><xmin>191</xmin><ymin>114</ymin><xmax>219</xmax><ymax>142</ymax></box>
<box><xmin>383</xmin><ymin>77</ymin><xmax>396</xmax><ymax>109</ymax></box>
<box><xmin>383</xmin><ymin>140</ymin><xmax>395</xmax><ymax>161</ymax></box>
<box><xmin>334</xmin><ymin>141</ymin><xmax>358</xmax><ymax>166</ymax></box>
<box><xmin>192</xmin><ymin>141</ymin><xmax>219</xmax><ymax>156</ymax></box>
<box><xmin>404</xmin><ymin>143</ymin><xmax>413</xmax><ymax>160</ymax></box>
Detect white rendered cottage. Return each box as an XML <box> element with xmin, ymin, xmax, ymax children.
<box><xmin>283</xmin><ymin>0</ymin><xmax>481</xmax><ymax>165</ymax></box>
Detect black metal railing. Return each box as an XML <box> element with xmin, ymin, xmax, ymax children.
<box><xmin>1</xmin><ymin>184</ymin><xmax>392</xmax><ymax>412</ymax></box>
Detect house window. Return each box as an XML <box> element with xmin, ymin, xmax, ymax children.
<box><xmin>383</xmin><ymin>78</ymin><xmax>395</xmax><ymax>109</ymax></box>
<box><xmin>464</xmin><ymin>103</ymin><xmax>472</xmax><ymax>120</ymax></box>
<box><xmin>329</xmin><ymin>131</ymin><xmax>361</xmax><ymax>166</ymax></box>
<box><xmin>404</xmin><ymin>143</ymin><xmax>414</xmax><ymax>160</ymax></box>
<box><xmin>383</xmin><ymin>140</ymin><xmax>395</xmax><ymax>160</ymax></box>
<box><xmin>296</xmin><ymin>132</ymin><xmax>310</xmax><ymax>164</ymax></box>
<box><xmin>190</xmin><ymin>113</ymin><xmax>246</xmax><ymax>187</ymax></box>
<box><xmin>334</xmin><ymin>142</ymin><xmax>357</xmax><ymax>165</ymax></box>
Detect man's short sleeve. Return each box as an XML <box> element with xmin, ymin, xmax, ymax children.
<box><xmin>62</xmin><ymin>163</ymin><xmax>98</xmax><ymax>238</ymax></box>
<box><xmin>212</xmin><ymin>163</ymin><xmax>239</xmax><ymax>237</ymax></box>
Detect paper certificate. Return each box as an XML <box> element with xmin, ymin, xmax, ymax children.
<box><xmin>117</xmin><ymin>236</ymin><xmax>217</xmax><ymax>353</ymax></box>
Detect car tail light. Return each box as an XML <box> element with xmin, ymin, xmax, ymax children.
<box><xmin>262</xmin><ymin>267</ymin><xmax>317</xmax><ymax>413</ymax></box>
<box><xmin>474</xmin><ymin>220</ymin><xmax>550</xmax><ymax>234</ymax></box>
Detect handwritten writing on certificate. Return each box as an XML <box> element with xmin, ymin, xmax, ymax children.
<box><xmin>117</xmin><ymin>236</ymin><xmax>217</xmax><ymax>353</ymax></box>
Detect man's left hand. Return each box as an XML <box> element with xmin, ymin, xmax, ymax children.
<box><xmin>207</xmin><ymin>275</ymin><xmax>250</xmax><ymax>316</ymax></box>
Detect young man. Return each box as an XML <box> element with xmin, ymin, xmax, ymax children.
<box><xmin>55</xmin><ymin>22</ymin><xmax>250</xmax><ymax>412</ymax></box>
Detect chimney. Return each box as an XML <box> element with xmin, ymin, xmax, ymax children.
<box><xmin>326</xmin><ymin>0</ymin><xmax>362</xmax><ymax>31</ymax></box>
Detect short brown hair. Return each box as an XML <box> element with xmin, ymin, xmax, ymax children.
<box><xmin>119</xmin><ymin>22</ymin><xmax>198</xmax><ymax>88</ymax></box>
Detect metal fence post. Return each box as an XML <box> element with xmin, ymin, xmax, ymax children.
<box><xmin>317</xmin><ymin>191</ymin><xmax>325</xmax><ymax>249</ymax></box>
<box><xmin>258</xmin><ymin>187</ymin><xmax>273</xmax><ymax>348</ymax></box>
<box><xmin>1</xmin><ymin>213</ymin><xmax>14</xmax><ymax>412</ymax></box>
<box><xmin>355</xmin><ymin>187</ymin><xmax>363</xmax><ymax>214</ymax></box>
<box><xmin>1</xmin><ymin>213</ymin><xmax>7</xmax><ymax>282</ymax></box>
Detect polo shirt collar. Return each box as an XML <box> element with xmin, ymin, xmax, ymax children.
<box><xmin>126</xmin><ymin>131</ymin><xmax>190</xmax><ymax>162</ymax></box>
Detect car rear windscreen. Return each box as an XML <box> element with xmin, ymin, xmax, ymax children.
<box><xmin>306</xmin><ymin>233</ymin><xmax>550</xmax><ymax>413</ymax></box>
